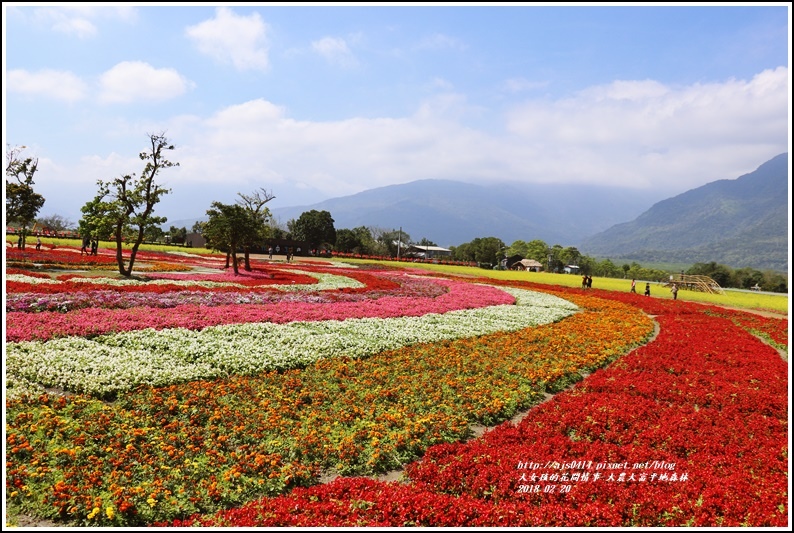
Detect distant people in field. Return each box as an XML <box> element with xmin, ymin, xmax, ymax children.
<box><xmin>81</xmin><ymin>236</ymin><xmax>90</xmax><ymax>255</ymax></box>
<box><xmin>36</xmin><ymin>235</ymin><xmax>42</xmax><ymax>251</ymax></box>
<box><xmin>671</xmin><ymin>283</ymin><xmax>679</xmax><ymax>300</ymax></box>
<box><xmin>644</xmin><ymin>282</ymin><xmax>651</xmax><ymax>296</ymax></box>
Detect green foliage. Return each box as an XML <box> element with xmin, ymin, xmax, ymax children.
<box><xmin>451</xmin><ymin>236</ymin><xmax>505</xmax><ymax>266</ymax></box>
<box><xmin>290</xmin><ymin>210</ymin><xmax>336</xmax><ymax>247</ymax></box>
<box><xmin>6</xmin><ymin>144</ymin><xmax>45</xmax><ymax>247</ymax></box>
<box><xmin>335</xmin><ymin>228</ymin><xmax>362</xmax><ymax>253</ymax></box>
<box><xmin>167</xmin><ymin>226</ymin><xmax>188</xmax><ymax>244</ymax></box>
<box><xmin>78</xmin><ymin>133</ymin><xmax>178</xmax><ymax>276</ymax></box>
<box><xmin>203</xmin><ymin>202</ymin><xmax>258</xmax><ymax>274</ymax></box>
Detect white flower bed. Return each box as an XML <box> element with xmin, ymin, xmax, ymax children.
<box><xmin>5</xmin><ymin>287</ymin><xmax>577</xmax><ymax>399</ymax></box>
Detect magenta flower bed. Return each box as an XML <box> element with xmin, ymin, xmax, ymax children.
<box><xmin>6</xmin><ymin>276</ymin><xmax>512</xmax><ymax>342</ymax></box>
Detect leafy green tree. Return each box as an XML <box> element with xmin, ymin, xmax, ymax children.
<box><xmin>577</xmin><ymin>255</ymin><xmax>596</xmax><ymax>276</ymax></box>
<box><xmin>191</xmin><ymin>221</ymin><xmax>205</xmax><ymax>234</ymax></box>
<box><xmin>458</xmin><ymin>237</ymin><xmax>505</xmax><ymax>267</ymax></box>
<box><xmin>145</xmin><ymin>225</ymin><xmax>165</xmax><ymax>243</ymax></box>
<box><xmin>548</xmin><ymin>244</ymin><xmax>565</xmax><ymax>272</ymax></box>
<box><xmin>595</xmin><ymin>258</ymin><xmax>622</xmax><ymax>278</ymax></box>
<box><xmin>355</xmin><ymin>226</ymin><xmax>378</xmax><ymax>255</ymax></box>
<box><xmin>167</xmin><ymin>226</ymin><xmax>187</xmax><ymax>244</ymax></box>
<box><xmin>560</xmin><ymin>246</ymin><xmax>582</xmax><ymax>269</ymax></box>
<box><xmin>289</xmin><ymin>210</ymin><xmax>336</xmax><ymax>248</ymax></box>
<box><xmin>506</xmin><ymin>240</ymin><xmax>529</xmax><ymax>258</ymax></box>
<box><xmin>6</xmin><ymin>144</ymin><xmax>45</xmax><ymax>249</ymax></box>
<box><xmin>732</xmin><ymin>267</ymin><xmax>764</xmax><ymax>290</ymax></box>
<box><xmin>335</xmin><ymin>228</ymin><xmax>362</xmax><ymax>253</ymax></box>
<box><xmin>79</xmin><ymin>133</ymin><xmax>178</xmax><ymax>276</ymax></box>
<box><xmin>236</xmin><ymin>188</ymin><xmax>275</xmax><ymax>270</ymax></box>
<box><xmin>525</xmin><ymin>239</ymin><xmax>550</xmax><ymax>265</ymax></box>
<box><xmin>687</xmin><ymin>261</ymin><xmax>733</xmax><ymax>287</ymax></box>
<box><xmin>202</xmin><ymin>202</ymin><xmax>258</xmax><ymax>275</ymax></box>
<box><xmin>375</xmin><ymin>228</ymin><xmax>408</xmax><ymax>258</ymax></box>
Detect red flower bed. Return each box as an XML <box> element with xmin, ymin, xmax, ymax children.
<box><xmin>166</xmin><ymin>290</ymin><xmax>788</xmax><ymax>527</ymax></box>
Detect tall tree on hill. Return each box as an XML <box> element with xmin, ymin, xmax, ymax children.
<box><xmin>79</xmin><ymin>133</ymin><xmax>178</xmax><ymax>276</ymax></box>
<box><xmin>236</xmin><ymin>188</ymin><xmax>275</xmax><ymax>271</ymax></box>
<box><xmin>6</xmin><ymin>144</ymin><xmax>45</xmax><ymax>249</ymax></box>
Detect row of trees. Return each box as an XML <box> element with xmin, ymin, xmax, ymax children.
<box><xmin>5</xmin><ymin>138</ymin><xmax>788</xmax><ymax>292</ymax></box>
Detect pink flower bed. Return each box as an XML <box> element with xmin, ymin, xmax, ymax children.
<box><xmin>6</xmin><ymin>278</ymin><xmax>513</xmax><ymax>342</ymax></box>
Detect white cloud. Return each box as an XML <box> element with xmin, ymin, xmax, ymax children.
<box><xmin>37</xmin><ymin>68</ymin><xmax>789</xmax><ymax>218</ymax></box>
<box><xmin>98</xmin><ymin>62</ymin><xmax>193</xmax><ymax>104</ymax></box>
<box><xmin>177</xmin><ymin>68</ymin><xmax>787</xmax><ymax>200</ymax></box>
<box><xmin>502</xmin><ymin>77</ymin><xmax>549</xmax><ymax>94</ymax></box>
<box><xmin>415</xmin><ymin>33</ymin><xmax>466</xmax><ymax>51</ymax></box>
<box><xmin>32</xmin><ymin>6</ymin><xmax>137</xmax><ymax>39</ymax></box>
<box><xmin>185</xmin><ymin>7</ymin><xmax>269</xmax><ymax>71</ymax></box>
<box><xmin>6</xmin><ymin>69</ymin><xmax>87</xmax><ymax>102</ymax></box>
<box><xmin>311</xmin><ymin>36</ymin><xmax>358</xmax><ymax>68</ymax></box>
<box><xmin>499</xmin><ymin>67</ymin><xmax>789</xmax><ymax>190</ymax></box>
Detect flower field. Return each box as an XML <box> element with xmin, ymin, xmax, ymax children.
<box><xmin>4</xmin><ymin>245</ymin><xmax>789</xmax><ymax>527</ymax></box>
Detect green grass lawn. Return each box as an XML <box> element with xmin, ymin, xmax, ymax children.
<box><xmin>338</xmin><ymin>258</ymin><xmax>789</xmax><ymax>316</ymax></box>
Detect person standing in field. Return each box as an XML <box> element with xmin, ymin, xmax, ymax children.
<box><xmin>644</xmin><ymin>282</ymin><xmax>651</xmax><ymax>296</ymax></box>
<box><xmin>630</xmin><ymin>279</ymin><xmax>636</xmax><ymax>293</ymax></box>
<box><xmin>671</xmin><ymin>283</ymin><xmax>679</xmax><ymax>300</ymax></box>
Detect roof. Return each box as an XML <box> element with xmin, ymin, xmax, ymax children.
<box><xmin>518</xmin><ymin>259</ymin><xmax>543</xmax><ymax>268</ymax></box>
<box><xmin>406</xmin><ymin>244</ymin><xmax>451</xmax><ymax>253</ymax></box>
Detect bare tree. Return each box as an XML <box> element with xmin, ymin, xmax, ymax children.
<box><xmin>236</xmin><ymin>188</ymin><xmax>275</xmax><ymax>271</ymax></box>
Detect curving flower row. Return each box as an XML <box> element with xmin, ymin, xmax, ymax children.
<box><xmin>160</xmin><ymin>289</ymin><xmax>788</xmax><ymax>527</ymax></box>
<box><xmin>4</xmin><ymin>253</ymin><xmax>787</xmax><ymax>527</ymax></box>
<box><xmin>6</xmin><ymin>287</ymin><xmax>574</xmax><ymax>398</ymax></box>
<box><xmin>6</xmin><ymin>289</ymin><xmax>652</xmax><ymax>526</ymax></box>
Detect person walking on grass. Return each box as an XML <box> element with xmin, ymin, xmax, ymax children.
<box><xmin>644</xmin><ymin>282</ymin><xmax>651</xmax><ymax>296</ymax></box>
<box><xmin>671</xmin><ymin>283</ymin><xmax>679</xmax><ymax>300</ymax></box>
<box><xmin>630</xmin><ymin>279</ymin><xmax>636</xmax><ymax>293</ymax></box>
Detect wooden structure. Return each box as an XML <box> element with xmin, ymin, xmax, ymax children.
<box><xmin>513</xmin><ymin>258</ymin><xmax>544</xmax><ymax>272</ymax></box>
<box><xmin>664</xmin><ymin>274</ymin><xmax>724</xmax><ymax>295</ymax></box>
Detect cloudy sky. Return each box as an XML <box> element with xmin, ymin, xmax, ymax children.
<box><xmin>3</xmin><ymin>3</ymin><xmax>790</xmax><ymax>226</ymax></box>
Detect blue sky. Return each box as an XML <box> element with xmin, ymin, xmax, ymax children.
<box><xmin>3</xmin><ymin>3</ymin><xmax>790</xmax><ymax>227</ymax></box>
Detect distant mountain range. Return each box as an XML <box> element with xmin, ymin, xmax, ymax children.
<box><xmin>579</xmin><ymin>153</ymin><xmax>788</xmax><ymax>272</ymax></box>
<box><xmin>270</xmin><ymin>180</ymin><xmax>657</xmax><ymax>248</ymax></box>
<box><xmin>173</xmin><ymin>153</ymin><xmax>788</xmax><ymax>273</ymax></box>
